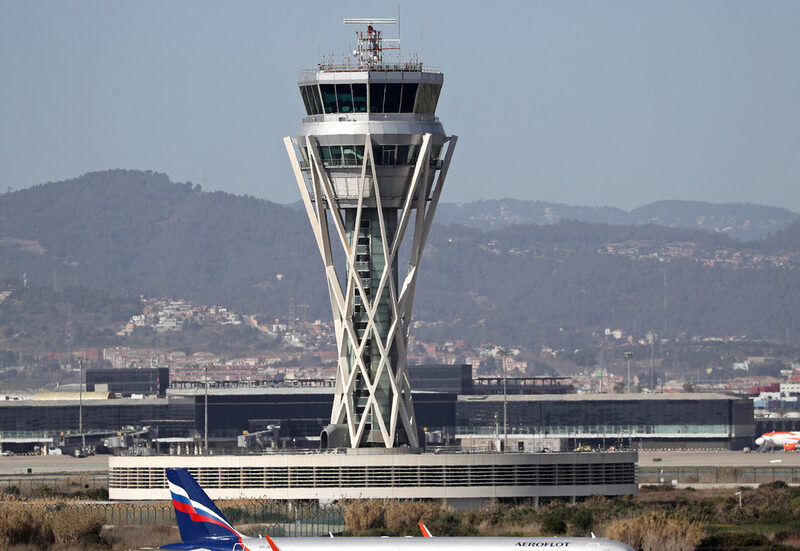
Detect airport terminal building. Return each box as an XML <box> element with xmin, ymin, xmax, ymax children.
<box><xmin>0</xmin><ymin>374</ymin><xmax>754</xmax><ymax>453</ymax></box>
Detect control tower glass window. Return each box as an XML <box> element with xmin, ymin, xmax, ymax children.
<box><xmin>383</xmin><ymin>83</ymin><xmax>402</xmax><ymax>113</ymax></box>
<box><xmin>369</xmin><ymin>83</ymin><xmax>385</xmax><ymax>113</ymax></box>
<box><xmin>400</xmin><ymin>83</ymin><xmax>418</xmax><ymax>113</ymax></box>
<box><xmin>352</xmin><ymin>84</ymin><xmax>367</xmax><ymax>112</ymax></box>
<box><xmin>310</xmin><ymin>86</ymin><xmax>323</xmax><ymax>114</ymax></box>
<box><xmin>299</xmin><ymin>85</ymin><xmax>323</xmax><ymax>116</ymax></box>
<box><xmin>300</xmin><ymin>87</ymin><xmax>313</xmax><ymax>115</ymax></box>
<box><xmin>306</xmin><ymin>82</ymin><xmax>434</xmax><ymax>115</ymax></box>
<box><xmin>320</xmin><ymin>84</ymin><xmax>337</xmax><ymax>114</ymax></box>
<box><xmin>336</xmin><ymin>84</ymin><xmax>354</xmax><ymax>112</ymax></box>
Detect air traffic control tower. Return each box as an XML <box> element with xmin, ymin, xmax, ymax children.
<box><xmin>284</xmin><ymin>19</ymin><xmax>456</xmax><ymax>448</ymax></box>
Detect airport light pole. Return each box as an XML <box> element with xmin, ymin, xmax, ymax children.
<box><xmin>624</xmin><ymin>352</ymin><xmax>633</xmax><ymax>393</ymax></box>
<box><xmin>202</xmin><ymin>364</ymin><xmax>208</xmax><ymax>454</ymax></box>
<box><xmin>78</xmin><ymin>356</ymin><xmax>85</xmax><ymax>450</ymax></box>
<box><xmin>650</xmin><ymin>338</ymin><xmax>655</xmax><ymax>390</ymax></box>
<box><xmin>498</xmin><ymin>348</ymin><xmax>511</xmax><ymax>451</ymax></box>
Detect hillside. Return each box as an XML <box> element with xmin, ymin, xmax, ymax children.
<box><xmin>436</xmin><ymin>198</ymin><xmax>798</xmax><ymax>240</ymax></box>
<box><xmin>2</xmin><ymin>170</ymin><xmax>800</xmax><ymax>348</ymax></box>
<box><xmin>0</xmin><ymin>170</ymin><xmax>327</xmax><ymax>319</ymax></box>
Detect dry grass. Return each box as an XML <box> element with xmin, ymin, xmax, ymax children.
<box><xmin>49</xmin><ymin>507</ymin><xmax>104</xmax><ymax>545</ymax></box>
<box><xmin>100</xmin><ymin>523</ymin><xmax>179</xmax><ymax>550</ymax></box>
<box><xmin>383</xmin><ymin>500</ymin><xmax>443</xmax><ymax>533</ymax></box>
<box><xmin>603</xmin><ymin>511</ymin><xmax>705</xmax><ymax>551</ymax></box>
<box><xmin>344</xmin><ymin>499</ymin><xmax>390</xmax><ymax>533</ymax></box>
<box><xmin>474</xmin><ymin>520</ymin><xmax>543</xmax><ymax>537</ymax></box>
<box><xmin>635</xmin><ymin>486</ymin><xmax>735</xmax><ymax>503</ymax></box>
<box><xmin>0</xmin><ymin>497</ymin><xmax>105</xmax><ymax>548</ymax></box>
<box><xmin>345</xmin><ymin>499</ymin><xmax>456</xmax><ymax>536</ymax></box>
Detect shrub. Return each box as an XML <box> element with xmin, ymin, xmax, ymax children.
<box><xmin>639</xmin><ymin>484</ymin><xmax>675</xmax><ymax>492</ymax></box>
<box><xmin>429</xmin><ymin>511</ymin><xmax>477</xmax><ymax>536</ymax></box>
<box><xmin>700</xmin><ymin>532</ymin><xmax>773</xmax><ymax>550</ymax></box>
<box><xmin>83</xmin><ymin>486</ymin><xmax>109</xmax><ymax>501</ymax></box>
<box><xmin>568</xmin><ymin>507</ymin><xmax>594</xmax><ymax>535</ymax></box>
<box><xmin>344</xmin><ymin>500</ymin><xmax>388</xmax><ymax>534</ymax></box>
<box><xmin>383</xmin><ymin>500</ymin><xmax>443</xmax><ymax>534</ymax></box>
<box><xmin>773</xmin><ymin>529</ymin><xmax>800</xmax><ymax>544</ymax></box>
<box><xmin>539</xmin><ymin>512</ymin><xmax>566</xmax><ymax>535</ymax></box>
<box><xmin>0</xmin><ymin>486</ymin><xmax>19</xmax><ymax>497</ymax></box>
<box><xmin>32</xmin><ymin>485</ymin><xmax>54</xmax><ymax>498</ymax></box>
<box><xmin>0</xmin><ymin>501</ymin><xmax>53</xmax><ymax>546</ymax></box>
<box><xmin>0</xmin><ymin>500</ymin><xmax>105</xmax><ymax>546</ymax></box>
<box><xmin>48</xmin><ymin>505</ymin><xmax>104</xmax><ymax>545</ymax></box>
<box><xmin>605</xmin><ymin>511</ymin><xmax>704</xmax><ymax>551</ymax></box>
<box><xmin>759</xmin><ymin>480</ymin><xmax>788</xmax><ymax>490</ymax></box>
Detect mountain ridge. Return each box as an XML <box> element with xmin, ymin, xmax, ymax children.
<box><xmin>2</xmin><ymin>170</ymin><xmax>799</xmax><ymax>348</ymax></box>
<box><xmin>434</xmin><ymin>198</ymin><xmax>798</xmax><ymax>240</ymax></box>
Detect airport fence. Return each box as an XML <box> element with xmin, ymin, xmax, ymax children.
<box><xmin>0</xmin><ymin>473</ymin><xmax>107</xmax><ymax>497</ymax></box>
<box><xmin>638</xmin><ymin>465</ymin><xmax>800</xmax><ymax>485</ymax></box>
<box><xmin>78</xmin><ymin>501</ymin><xmax>344</xmax><ymax>536</ymax></box>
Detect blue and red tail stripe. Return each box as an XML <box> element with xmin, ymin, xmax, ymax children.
<box><xmin>165</xmin><ymin>468</ymin><xmax>243</xmax><ymax>543</ymax></box>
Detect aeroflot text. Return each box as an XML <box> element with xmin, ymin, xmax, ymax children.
<box><xmin>516</xmin><ymin>543</ymin><xmax>570</xmax><ymax>547</ymax></box>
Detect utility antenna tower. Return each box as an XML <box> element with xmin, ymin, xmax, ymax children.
<box><xmin>284</xmin><ymin>18</ymin><xmax>456</xmax><ymax>448</ymax></box>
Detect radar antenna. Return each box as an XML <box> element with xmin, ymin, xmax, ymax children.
<box><xmin>343</xmin><ymin>18</ymin><xmax>399</xmax><ymax>69</ymax></box>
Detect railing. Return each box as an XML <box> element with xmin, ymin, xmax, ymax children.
<box><xmin>0</xmin><ymin>500</ymin><xmax>345</xmax><ymax>535</ymax></box>
<box><xmin>301</xmin><ymin>113</ymin><xmax>440</xmax><ymax>124</ymax></box>
<box><xmin>639</xmin><ymin>466</ymin><xmax>800</xmax><ymax>485</ymax></box>
<box><xmin>0</xmin><ymin>430</ymin><xmax>55</xmax><ymax>439</ymax></box>
<box><xmin>301</xmin><ymin>64</ymin><xmax>441</xmax><ymax>74</ymax></box>
<box><xmin>115</xmin><ymin>444</ymin><xmax>638</xmax><ymax>457</ymax></box>
<box><xmin>0</xmin><ymin>473</ymin><xmax>107</xmax><ymax>497</ymax></box>
<box><xmin>451</xmin><ymin>424</ymin><xmax>731</xmax><ymax>437</ymax></box>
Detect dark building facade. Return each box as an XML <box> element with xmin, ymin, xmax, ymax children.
<box><xmin>193</xmin><ymin>389</ymin><xmax>457</xmax><ymax>439</ymax></box>
<box><xmin>452</xmin><ymin>394</ymin><xmax>754</xmax><ymax>450</ymax></box>
<box><xmin>408</xmin><ymin>364</ymin><xmax>473</xmax><ymax>394</ymax></box>
<box><xmin>86</xmin><ymin>368</ymin><xmax>169</xmax><ymax>397</ymax></box>
<box><xmin>0</xmin><ymin>390</ymin><xmax>754</xmax><ymax>450</ymax></box>
<box><xmin>0</xmin><ymin>398</ymin><xmax>193</xmax><ymax>438</ymax></box>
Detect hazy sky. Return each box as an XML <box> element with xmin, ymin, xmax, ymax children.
<box><xmin>2</xmin><ymin>1</ymin><xmax>799</xmax><ymax>210</ymax></box>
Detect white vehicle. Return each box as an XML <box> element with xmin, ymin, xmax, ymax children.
<box><xmin>755</xmin><ymin>431</ymin><xmax>800</xmax><ymax>451</ymax></box>
<box><xmin>161</xmin><ymin>469</ymin><xmax>633</xmax><ymax>551</ymax></box>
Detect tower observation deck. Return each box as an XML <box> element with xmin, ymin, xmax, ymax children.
<box><xmin>284</xmin><ymin>19</ymin><xmax>457</xmax><ymax>448</ymax></box>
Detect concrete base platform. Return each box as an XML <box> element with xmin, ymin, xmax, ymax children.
<box><xmin>109</xmin><ymin>450</ymin><xmax>638</xmax><ymax>503</ymax></box>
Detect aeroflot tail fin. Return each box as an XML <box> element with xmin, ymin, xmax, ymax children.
<box><xmin>165</xmin><ymin>468</ymin><xmax>241</xmax><ymax>542</ymax></box>
<box><xmin>419</xmin><ymin>523</ymin><xmax>433</xmax><ymax>537</ymax></box>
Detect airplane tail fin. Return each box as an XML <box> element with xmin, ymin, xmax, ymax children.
<box><xmin>166</xmin><ymin>468</ymin><xmax>241</xmax><ymax>542</ymax></box>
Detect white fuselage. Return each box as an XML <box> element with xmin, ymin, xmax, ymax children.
<box><xmin>211</xmin><ymin>536</ymin><xmax>634</xmax><ymax>551</ymax></box>
<box><xmin>755</xmin><ymin>431</ymin><xmax>800</xmax><ymax>450</ymax></box>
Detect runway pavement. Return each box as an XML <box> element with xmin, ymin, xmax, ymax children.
<box><xmin>638</xmin><ymin>449</ymin><xmax>800</xmax><ymax>467</ymax></box>
<box><xmin>0</xmin><ymin>454</ymin><xmax>108</xmax><ymax>475</ymax></box>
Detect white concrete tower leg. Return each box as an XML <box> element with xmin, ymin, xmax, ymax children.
<box><xmin>284</xmin><ymin>132</ymin><xmax>455</xmax><ymax>448</ymax></box>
